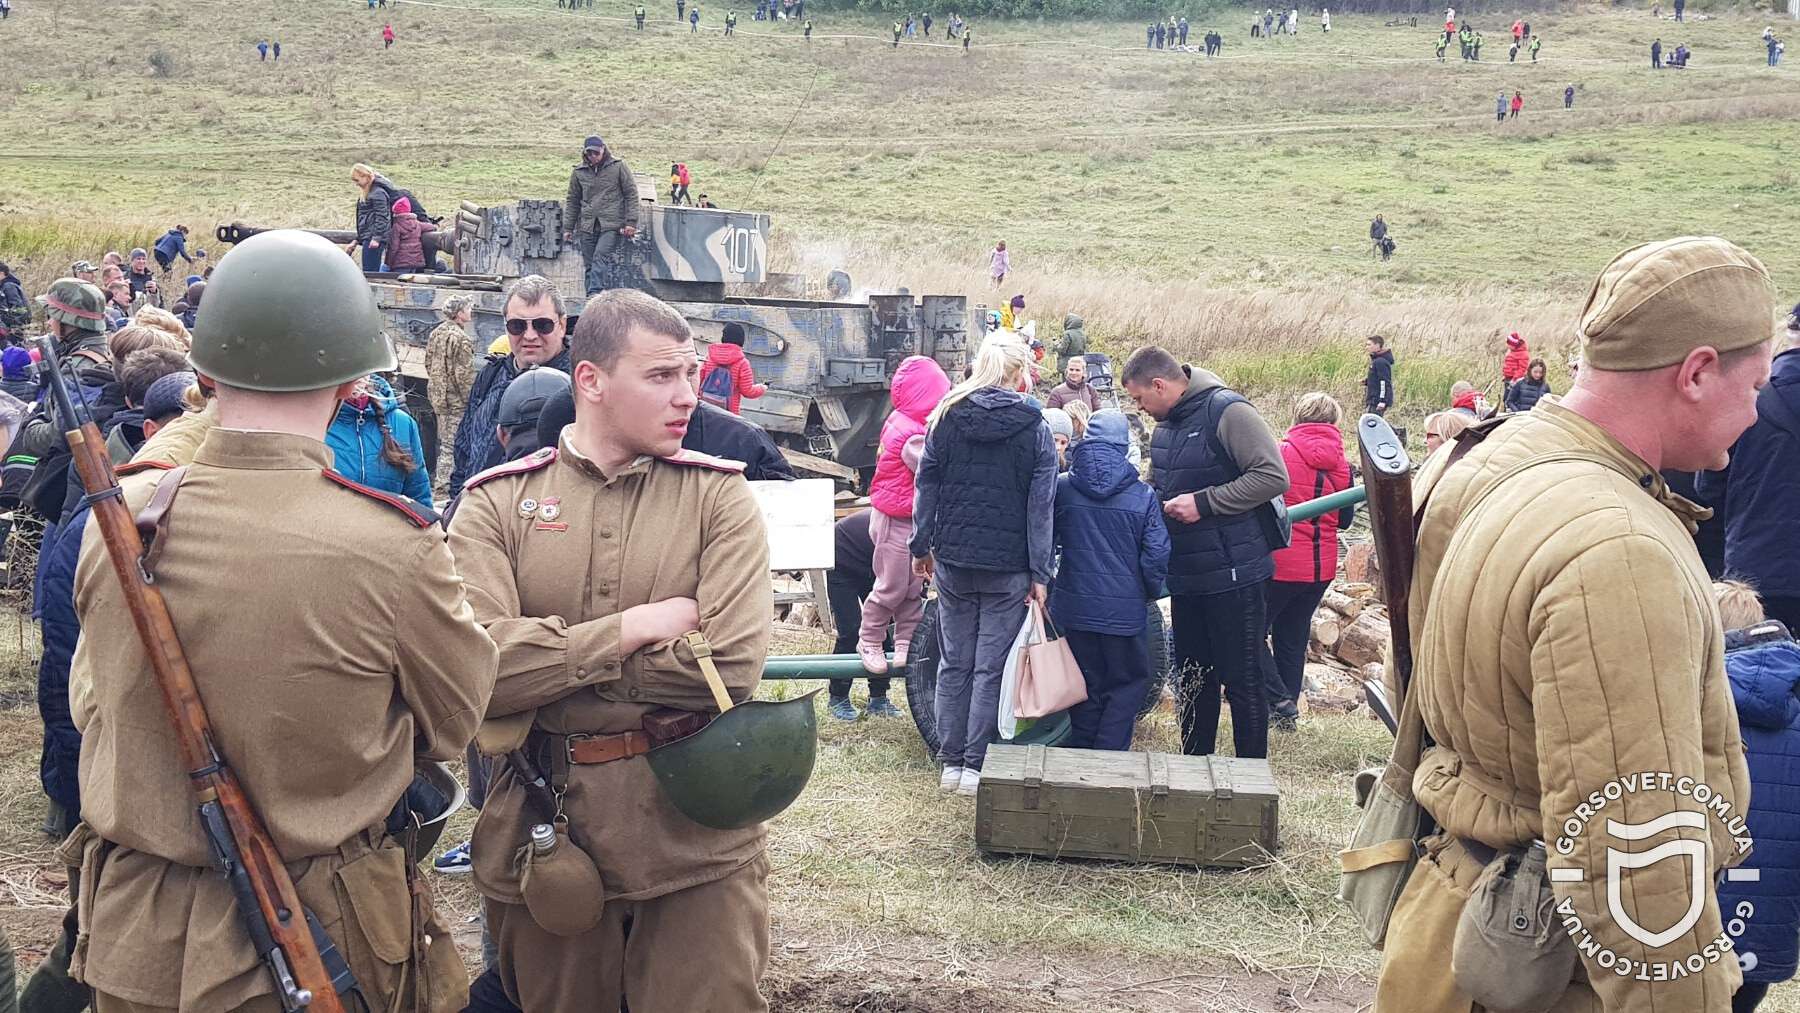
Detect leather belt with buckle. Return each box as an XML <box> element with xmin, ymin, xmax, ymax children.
<box><xmin>565</xmin><ymin>730</ymin><xmax>655</xmax><ymax>765</ymax></box>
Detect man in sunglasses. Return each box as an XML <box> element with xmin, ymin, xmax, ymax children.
<box><xmin>562</xmin><ymin>135</ymin><xmax>641</xmax><ymax>298</ymax></box>
<box><xmin>449</xmin><ymin>274</ymin><xmax>574</xmax><ymax>495</ymax></box>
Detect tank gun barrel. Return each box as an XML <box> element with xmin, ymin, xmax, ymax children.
<box><xmin>216</xmin><ymin>222</ymin><xmax>358</xmax><ymax>247</ymax></box>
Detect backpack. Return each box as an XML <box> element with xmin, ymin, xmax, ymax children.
<box><xmin>699</xmin><ymin>364</ymin><xmax>735</xmax><ymax>408</ymax></box>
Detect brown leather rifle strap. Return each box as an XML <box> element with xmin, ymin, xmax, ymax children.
<box><xmin>134</xmin><ymin>466</ymin><xmax>188</xmax><ymax>582</ymax></box>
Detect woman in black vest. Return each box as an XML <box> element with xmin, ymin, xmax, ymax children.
<box><xmin>910</xmin><ymin>337</ymin><xmax>1058</xmax><ymax>797</ymax></box>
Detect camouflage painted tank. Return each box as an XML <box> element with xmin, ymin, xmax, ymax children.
<box><xmin>217</xmin><ymin>181</ymin><xmax>968</xmax><ymax>484</ymax></box>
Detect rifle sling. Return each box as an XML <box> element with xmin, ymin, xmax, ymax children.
<box><xmin>135</xmin><ymin>465</ymin><xmax>189</xmax><ymax>582</ymax></box>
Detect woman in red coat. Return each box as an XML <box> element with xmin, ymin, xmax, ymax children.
<box><xmin>1260</xmin><ymin>393</ymin><xmax>1354</xmax><ymax>728</ymax></box>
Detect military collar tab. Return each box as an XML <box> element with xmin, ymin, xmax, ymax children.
<box><xmin>192</xmin><ymin>429</ymin><xmax>334</xmax><ymax>471</ymax></box>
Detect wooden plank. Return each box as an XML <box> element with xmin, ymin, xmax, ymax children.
<box><xmin>806</xmin><ymin>569</ymin><xmax>834</xmax><ymax>639</ymax></box>
<box><xmin>779</xmin><ymin>447</ymin><xmax>857</xmax><ymax>483</ymax></box>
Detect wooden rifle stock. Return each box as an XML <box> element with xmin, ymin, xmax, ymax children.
<box><xmin>35</xmin><ymin>340</ymin><xmax>343</xmax><ymax>1013</ymax></box>
<box><xmin>1354</xmin><ymin>414</ymin><xmax>1416</xmax><ymax>699</ymax></box>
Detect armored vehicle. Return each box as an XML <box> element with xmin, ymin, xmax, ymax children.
<box><xmin>217</xmin><ymin>183</ymin><xmax>969</xmax><ymax>484</ymax></box>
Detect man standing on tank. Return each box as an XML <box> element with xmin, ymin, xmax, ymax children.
<box><xmin>562</xmin><ymin>135</ymin><xmax>641</xmax><ymax>298</ymax></box>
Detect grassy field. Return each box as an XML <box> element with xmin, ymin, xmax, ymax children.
<box><xmin>3</xmin><ymin>4</ymin><xmax>1800</xmax><ymax>1006</ymax></box>
<box><xmin>4</xmin><ymin>0</ymin><xmax>1800</xmax><ymax>431</ymax></box>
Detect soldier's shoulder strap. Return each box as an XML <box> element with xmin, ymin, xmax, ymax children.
<box><xmin>116</xmin><ymin>459</ymin><xmax>178</xmax><ymax>476</ymax></box>
<box><xmin>322</xmin><ymin>470</ymin><xmax>440</xmax><ymax>529</ymax></box>
<box><xmin>463</xmin><ymin>446</ymin><xmax>558</xmax><ymax>492</ymax></box>
<box><xmin>659</xmin><ymin>448</ymin><xmax>747</xmax><ymax>474</ymax></box>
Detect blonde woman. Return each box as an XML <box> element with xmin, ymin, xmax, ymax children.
<box><xmin>348</xmin><ymin>163</ymin><xmax>400</xmax><ymax>272</ymax></box>
<box><xmin>1260</xmin><ymin>393</ymin><xmax>1353</xmax><ymax>729</ymax></box>
<box><xmin>1422</xmin><ymin>409</ymin><xmax>1474</xmax><ymax>456</ymax></box>
<box><xmin>911</xmin><ymin>337</ymin><xmax>1058</xmax><ymax>796</ymax></box>
<box><xmin>426</xmin><ymin>296</ymin><xmax>478</xmax><ymax>493</ymax></box>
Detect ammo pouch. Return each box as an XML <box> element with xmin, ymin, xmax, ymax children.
<box><xmin>1337</xmin><ymin>689</ymin><xmax>1430</xmax><ymax>949</ymax></box>
<box><xmin>1451</xmin><ymin>840</ymin><xmax>1577</xmax><ymax>1012</ymax></box>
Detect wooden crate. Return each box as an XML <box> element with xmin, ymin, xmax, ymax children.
<box><xmin>975</xmin><ymin>744</ymin><xmax>1279</xmax><ymax>868</ymax></box>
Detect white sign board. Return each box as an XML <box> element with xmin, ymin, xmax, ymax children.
<box><xmin>748</xmin><ymin>479</ymin><xmax>836</xmax><ymax>571</ymax></box>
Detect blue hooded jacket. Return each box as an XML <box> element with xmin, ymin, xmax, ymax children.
<box><xmin>1699</xmin><ymin>346</ymin><xmax>1800</xmax><ymax>598</ymax></box>
<box><xmin>1717</xmin><ymin>629</ymin><xmax>1800</xmax><ymax>984</ymax></box>
<box><xmin>1050</xmin><ymin>411</ymin><xmax>1170</xmax><ymax>636</ymax></box>
<box><xmin>325</xmin><ymin>381</ymin><xmax>432</xmax><ymax>507</ymax></box>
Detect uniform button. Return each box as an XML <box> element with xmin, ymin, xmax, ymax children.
<box><xmin>628</xmin><ymin>687</ymin><xmax>641</xmax><ymax>699</ymax></box>
<box><xmin>605</xmin><ymin>662</ymin><xmax>618</xmax><ymax>671</ymax></box>
<box><xmin>577</xmin><ymin>668</ymin><xmax>587</xmax><ymax>678</ymax></box>
<box><xmin>601</xmin><ymin>529</ymin><xmax>615</xmax><ymax>539</ymax></box>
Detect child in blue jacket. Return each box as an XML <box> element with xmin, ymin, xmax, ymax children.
<box><xmin>326</xmin><ymin>376</ymin><xmax>432</xmax><ymax>507</ymax></box>
<box><xmin>1714</xmin><ymin>580</ymin><xmax>1800</xmax><ymax>1013</ymax></box>
<box><xmin>1051</xmin><ymin>409</ymin><xmax>1170</xmax><ymax>751</ymax></box>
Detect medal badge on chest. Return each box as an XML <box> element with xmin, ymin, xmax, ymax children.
<box><xmin>534</xmin><ymin>496</ymin><xmax>568</xmax><ymax>532</ymax></box>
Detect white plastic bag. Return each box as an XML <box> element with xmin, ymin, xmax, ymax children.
<box><xmin>996</xmin><ymin>606</ymin><xmax>1040</xmax><ymax>740</ymax></box>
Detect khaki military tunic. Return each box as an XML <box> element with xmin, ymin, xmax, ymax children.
<box><xmin>1375</xmin><ymin>401</ymin><xmax>1750</xmax><ymax>1012</ymax></box>
<box><xmin>67</xmin><ymin>429</ymin><xmax>498</xmax><ymax>1011</ymax></box>
<box><xmin>446</xmin><ymin>432</ymin><xmax>773</xmax><ymax>1012</ymax></box>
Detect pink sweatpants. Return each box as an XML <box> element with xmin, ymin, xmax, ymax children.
<box><xmin>860</xmin><ymin>510</ymin><xmax>924</xmax><ymax>650</ymax></box>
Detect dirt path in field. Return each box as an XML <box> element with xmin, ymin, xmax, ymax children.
<box><xmin>758</xmin><ymin>928</ymin><xmax>1374</xmax><ymax>1012</ymax></box>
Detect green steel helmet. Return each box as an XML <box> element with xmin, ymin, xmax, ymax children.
<box><xmin>190</xmin><ymin>229</ymin><xmax>395</xmax><ymax>391</ymax></box>
<box><xmin>400</xmin><ymin>760</ymin><xmax>467</xmax><ymax>865</ymax></box>
<box><xmin>646</xmin><ymin>690</ymin><xmax>822</xmax><ymax>830</ymax></box>
<box><xmin>37</xmin><ymin>278</ymin><xmax>108</xmax><ymax>333</ymax></box>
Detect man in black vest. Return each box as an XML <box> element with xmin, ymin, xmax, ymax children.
<box><xmin>1122</xmin><ymin>346</ymin><xmax>1288</xmax><ymax>760</ymax></box>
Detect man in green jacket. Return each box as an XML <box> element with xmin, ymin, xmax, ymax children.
<box><xmin>562</xmin><ymin>135</ymin><xmax>641</xmax><ymax>297</ymax></box>
<box><xmin>1373</xmin><ymin>237</ymin><xmax>1773</xmax><ymax>1013</ymax></box>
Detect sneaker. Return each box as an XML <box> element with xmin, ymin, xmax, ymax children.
<box><xmin>866</xmin><ymin>697</ymin><xmax>901</xmax><ymax>719</ymax></box>
<box><xmin>939</xmin><ymin>766</ymin><xmax>965</xmax><ymax>792</ymax></box>
<box><xmin>858</xmin><ymin>643</ymin><xmax>889</xmax><ymax>675</ymax></box>
<box><xmin>956</xmin><ymin>768</ymin><xmax>982</xmax><ymax>796</ymax></box>
<box><xmin>433</xmin><ymin>840</ymin><xmax>472</xmax><ymax>875</ymax></box>
<box><xmin>827</xmin><ymin>697</ymin><xmax>859</xmax><ymax>722</ymax></box>
<box><xmin>891</xmin><ymin>644</ymin><xmax>910</xmax><ymax>669</ymax></box>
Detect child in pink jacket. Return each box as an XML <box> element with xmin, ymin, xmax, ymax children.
<box><xmin>859</xmin><ymin>355</ymin><xmax>953</xmax><ymax>674</ymax></box>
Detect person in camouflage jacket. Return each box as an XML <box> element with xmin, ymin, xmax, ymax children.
<box><xmin>426</xmin><ymin>296</ymin><xmax>479</xmax><ymax>494</ymax></box>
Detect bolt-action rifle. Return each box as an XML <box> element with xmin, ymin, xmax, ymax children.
<box><xmin>1354</xmin><ymin>413</ymin><xmax>1414</xmax><ymax>735</ymax></box>
<box><xmin>34</xmin><ymin>338</ymin><xmax>354</xmax><ymax>1012</ymax></box>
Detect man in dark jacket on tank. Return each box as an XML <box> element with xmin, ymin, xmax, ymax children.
<box><xmin>561</xmin><ymin>135</ymin><xmax>641</xmax><ymax>297</ymax></box>
<box><xmin>1699</xmin><ymin>305</ymin><xmax>1800</xmax><ymax>631</ymax></box>
<box><xmin>1363</xmin><ymin>334</ymin><xmax>1394</xmax><ymax>415</ymax></box>
<box><xmin>1122</xmin><ymin>346</ymin><xmax>1288</xmax><ymax>761</ymax></box>
<box><xmin>1052</xmin><ymin>410</ymin><xmax>1170</xmax><ymax>752</ymax></box>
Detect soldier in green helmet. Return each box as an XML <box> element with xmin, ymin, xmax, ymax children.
<box><xmin>64</xmin><ymin>229</ymin><xmax>497</xmax><ymax>1013</ymax></box>
<box><xmin>449</xmin><ymin>287</ymin><xmax>809</xmax><ymax>1013</ymax></box>
<box><xmin>14</xmin><ymin>278</ymin><xmax>118</xmax><ymax>506</ymax></box>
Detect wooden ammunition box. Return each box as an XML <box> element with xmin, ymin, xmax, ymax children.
<box><xmin>975</xmin><ymin>744</ymin><xmax>1279</xmax><ymax>867</ymax></box>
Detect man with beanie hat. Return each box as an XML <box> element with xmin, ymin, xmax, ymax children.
<box><xmin>1373</xmin><ymin>236</ymin><xmax>1772</xmax><ymax>1012</ymax></box>
<box><xmin>1698</xmin><ymin>301</ymin><xmax>1800</xmax><ymax>633</ymax></box>
<box><xmin>562</xmin><ymin>135</ymin><xmax>640</xmax><ymax>298</ymax></box>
